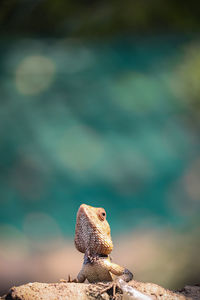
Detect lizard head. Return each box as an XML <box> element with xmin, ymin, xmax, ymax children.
<box><xmin>74</xmin><ymin>204</ymin><xmax>113</xmax><ymax>255</ymax></box>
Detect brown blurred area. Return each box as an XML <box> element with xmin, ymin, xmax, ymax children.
<box><xmin>1</xmin><ymin>227</ymin><xmax>199</xmax><ymax>295</ymax></box>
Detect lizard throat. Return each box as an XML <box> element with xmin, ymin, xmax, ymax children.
<box><xmin>84</xmin><ymin>253</ymin><xmax>109</xmax><ymax>265</ymax></box>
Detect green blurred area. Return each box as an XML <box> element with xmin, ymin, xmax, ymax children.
<box><xmin>1</xmin><ymin>0</ymin><xmax>200</xmax><ymax>37</ymax></box>
<box><xmin>0</xmin><ymin>0</ymin><xmax>200</xmax><ymax>295</ymax></box>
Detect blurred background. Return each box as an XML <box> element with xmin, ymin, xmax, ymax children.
<box><xmin>0</xmin><ymin>0</ymin><xmax>200</xmax><ymax>295</ymax></box>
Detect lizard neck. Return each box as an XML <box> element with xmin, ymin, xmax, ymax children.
<box><xmin>84</xmin><ymin>253</ymin><xmax>109</xmax><ymax>265</ymax></box>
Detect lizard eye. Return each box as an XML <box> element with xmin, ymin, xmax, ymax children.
<box><xmin>97</xmin><ymin>208</ymin><xmax>106</xmax><ymax>221</ymax></box>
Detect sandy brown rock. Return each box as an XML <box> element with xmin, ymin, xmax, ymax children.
<box><xmin>1</xmin><ymin>281</ymin><xmax>200</xmax><ymax>300</ymax></box>
<box><xmin>128</xmin><ymin>280</ymin><xmax>188</xmax><ymax>299</ymax></box>
<box><xmin>2</xmin><ymin>282</ymin><xmax>89</xmax><ymax>300</ymax></box>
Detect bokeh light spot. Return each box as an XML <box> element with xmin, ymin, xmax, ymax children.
<box><xmin>23</xmin><ymin>213</ymin><xmax>62</xmax><ymax>246</ymax></box>
<box><xmin>15</xmin><ymin>55</ymin><xmax>55</xmax><ymax>95</ymax></box>
<box><xmin>112</xmin><ymin>72</ymin><xmax>163</xmax><ymax>113</ymax></box>
<box><xmin>57</xmin><ymin>125</ymin><xmax>104</xmax><ymax>173</ymax></box>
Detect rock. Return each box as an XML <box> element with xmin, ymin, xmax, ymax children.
<box><xmin>1</xmin><ymin>280</ymin><xmax>199</xmax><ymax>300</ymax></box>
<box><xmin>1</xmin><ymin>282</ymin><xmax>89</xmax><ymax>300</ymax></box>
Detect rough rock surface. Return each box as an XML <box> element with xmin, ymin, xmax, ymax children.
<box><xmin>1</xmin><ymin>280</ymin><xmax>200</xmax><ymax>300</ymax></box>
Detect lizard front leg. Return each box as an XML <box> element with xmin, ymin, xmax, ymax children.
<box><xmin>104</xmin><ymin>259</ymin><xmax>133</xmax><ymax>282</ymax></box>
<box><xmin>77</xmin><ymin>267</ymin><xmax>87</xmax><ymax>283</ymax></box>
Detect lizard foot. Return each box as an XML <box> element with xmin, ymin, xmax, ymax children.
<box><xmin>97</xmin><ymin>280</ymin><xmax>123</xmax><ymax>299</ymax></box>
<box><xmin>60</xmin><ymin>275</ymin><xmax>78</xmax><ymax>283</ymax></box>
<box><xmin>68</xmin><ymin>274</ymin><xmax>78</xmax><ymax>282</ymax></box>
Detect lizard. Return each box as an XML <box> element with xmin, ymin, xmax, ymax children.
<box><xmin>74</xmin><ymin>203</ymin><xmax>133</xmax><ymax>284</ymax></box>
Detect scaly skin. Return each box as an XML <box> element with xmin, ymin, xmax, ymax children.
<box><xmin>74</xmin><ymin>204</ymin><xmax>133</xmax><ymax>283</ymax></box>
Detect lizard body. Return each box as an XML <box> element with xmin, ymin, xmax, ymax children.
<box><xmin>74</xmin><ymin>204</ymin><xmax>133</xmax><ymax>283</ymax></box>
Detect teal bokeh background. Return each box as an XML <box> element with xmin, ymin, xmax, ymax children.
<box><xmin>1</xmin><ymin>36</ymin><xmax>200</xmax><ymax>235</ymax></box>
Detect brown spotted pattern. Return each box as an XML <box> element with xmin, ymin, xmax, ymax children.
<box><xmin>74</xmin><ymin>204</ymin><xmax>113</xmax><ymax>255</ymax></box>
